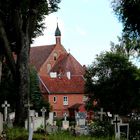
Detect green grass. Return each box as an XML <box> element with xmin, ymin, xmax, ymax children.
<box><xmin>5</xmin><ymin>127</ymin><xmax>126</xmax><ymax>140</ymax></box>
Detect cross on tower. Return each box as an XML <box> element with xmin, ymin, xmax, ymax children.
<box><xmin>98</xmin><ymin>108</ymin><xmax>106</xmax><ymax>121</ymax></box>
<box><xmin>1</xmin><ymin>100</ymin><xmax>10</xmax><ymax>122</ymax></box>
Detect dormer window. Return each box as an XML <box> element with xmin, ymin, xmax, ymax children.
<box><xmin>54</xmin><ymin>53</ymin><xmax>58</xmax><ymax>61</ymax></box>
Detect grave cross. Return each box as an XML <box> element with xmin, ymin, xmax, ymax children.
<box><xmin>64</xmin><ymin>113</ymin><xmax>67</xmax><ymax>121</ymax></box>
<box><xmin>112</xmin><ymin>115</ymin><xmax>121</xmax><ymax>133</ymax></box>
<box><xmin>25</xmin><ymin>101</ymin><xmax>33</xmax><ymax>131</ymax></box>
<box><xmin>98</xmin><ymin>108</ymin><xmax>106</xmax><ymax>121</ymax></box>
<box><xmin>41</xmin><ymin>107</ymin><xmax>46</xmax><ymax>130</ymax></box>
<box><xmin>41</xmin><ymin>107</ymin><xmax>46</xmax><ymax>118</ymax></box>
<box><xmin>1</xmin><ymin>100</ymin><xmax>10</xmax><ymax>122</ymax></box>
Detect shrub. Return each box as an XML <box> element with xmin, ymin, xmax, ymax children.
<box><xmin>129</xmin><ymin>120</ymin><xmax>140</xmax><ymax>140</ymax></box>
<box><xmin>88</xmin><ymin>120</ymin><xmax>113</xmax><ymax>137</ymax></box>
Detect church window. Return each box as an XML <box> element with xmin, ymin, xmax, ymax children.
<box><xmin>53</xmin><ymin>112</ymin><xmax>57</xmax><ymax>117</ymax></box>
<box><xmin>53</xmin><ymin>52</ymin><xmax>58</xmax><ymax>61</ymax></box>
<box><xmin>53</xmin><ymin>96</ymin><xmax>57</xmax><ymax>103</ymax></box>
<box><xmin>63</xmin><ymin>96</ymin><xmax>68</xmax><ymax>105</ymax></box>
<box><xmin>47</xmin><ymin>64</ymin><xmax>51</xmax><ymax>73</ymax></box>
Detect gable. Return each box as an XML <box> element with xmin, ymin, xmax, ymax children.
<box><xmin>30</xmin><ymin>45</ymin><xmax>55</xmax><ymax>71</ymax></box>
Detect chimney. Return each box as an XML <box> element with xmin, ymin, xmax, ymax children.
<box><xmin>66</xmin><ymin>71</ymin><xmax>71</xmax><ymax>79</ymax></box>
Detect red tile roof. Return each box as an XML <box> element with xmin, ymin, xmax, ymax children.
<box><xmin>51</xmin><ymin>53</ymin><xmax>85</xmax><ymax>75</ymax></box>
<box><xmin>40</xmin><ymin>75</ymin><xmax>85</xmax><ymax>94</ymax></box>
<box><xmin>30</xmin><ymin>45</ymin><xmax>55</xmax><ymax>71</ymax></box>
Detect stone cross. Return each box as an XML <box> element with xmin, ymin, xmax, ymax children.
<box><xmin>25</xmin><ymin>101</ymin><xmax>33</xmax><ymax>131</ymax></box>
<box><xmin>1</xmin><ymin>100</ymin><xmax>10</xmax><ymax>122</ymax></box>
<box><xmin>64</xmin><ymin>113</ymin><xmax>67</xmax><ymax>121</ymax></box>
<box><xmin>41</xmin><ymin>107</ymin><xmax>46</xmax><ymax>118</ymax></box>
<box><xmin>111</xmin><ymin>114</ymin><xmax>122</xmax><ymax>139</ymax></box>
<box><xmin>98</xmin><ymin>108</ymin><xmax>106</xmax><ymax>121</ymax></box>
<box><xmin>41</xmin><ymin>107</ymin><xmax>46</xmax><ymax>130</ymax></box>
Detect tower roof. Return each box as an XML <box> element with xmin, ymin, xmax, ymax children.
<box><xmin>55</xmin><ymin>23</ymin><xmax>61</xmax><ymax>36</ymax></box>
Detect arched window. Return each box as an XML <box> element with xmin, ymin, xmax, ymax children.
<box><xmin>53</xmin><ymin>52</ymin><xmax>58</xmax><ymax>61</ymax></box>
<box><xmin>53</xmin><ymin>96</ymin><xmax>57</xmax><ymax>103</ymax></box>
<box><xmin>47</xmin><ymin>64</ymin><xmax>51</xmax><ymax>73</ymax></box>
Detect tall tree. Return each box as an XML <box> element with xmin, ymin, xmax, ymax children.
<box><xmin>0</xmin><ymin>0</ymin><xmax>61</xmax><ymax>126</ymax></box>
<box><xmin>112</xmin><ymin>0</ymin><xmax>140</xmax><ymax>37</ymax></box>
<box><xmin>85</xmin><ymin>51</ymin><xmax>140</xmax><ymax>115</ymax></box>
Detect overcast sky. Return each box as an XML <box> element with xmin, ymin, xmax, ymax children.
<box><xmin>32</xmin><ymin>0</ymin><xmax>123</xmax><ymax>66</ymax></box>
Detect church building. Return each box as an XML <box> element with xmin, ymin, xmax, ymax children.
<box><xmin>30</xmin><ymin>24</ymin><xmax>86</xmax><ymax>118</ymax></box>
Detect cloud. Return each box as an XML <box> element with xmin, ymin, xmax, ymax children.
<box><xmin>75</xmin><ymin>26</ymin><xmax>87</xmax><ymax>36</ymax></box>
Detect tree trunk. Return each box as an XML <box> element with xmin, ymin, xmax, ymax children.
<box><xmin>0</xmin><ymin>60</ymin><xmax>2</xmax><ymax>83</ymax></box>
<box><xmin>14</xmin><ymin>32</ymin><xmax>30</xmax><ymax>126</ymax></box>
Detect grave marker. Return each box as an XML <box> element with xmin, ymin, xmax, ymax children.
<box><xmin>1</xmin><ymin>100</ymin><xmax>10</xmax><ymax>123</ymax></box>
<box><xmin>62</xmin><ymin>113</ymin><xmax>69</xmax><ymax>130</ymax></box>
<box><xmin>0</xmin><ymin>112</ymin><xmax>3</xmax><ymax>134</ymax></box>
<box><xmin>41</xmin><ymin>107</ymin><xmax>46</xmax><ymax>130</ymax></box>
<box><xmin>111</xmin><ymin>114</ymin><xmax>122</xmax><ymax>140</ymax></box>
<box><xmin>98</xmin><ymin>108</ymin><xmax>106</xmax><ymax>121</ymax></box>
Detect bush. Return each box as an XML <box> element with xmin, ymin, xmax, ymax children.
<box><xmin>129</xmin><ymin>120</ymin><xmax>140</xmax><ymax>140</ymax></box>
<box><xmin>88</xmin><ymin>120</ymin><xmax>113</xmax><ymax>137</ymax></box>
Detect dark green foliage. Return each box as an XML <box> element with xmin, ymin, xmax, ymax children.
<box><xmin>30</xmin><ymin>67</ymin><xmax>50</xmax><ymax>113</ymax></box>
<box><xmin>129</xmin><ymin>120</ymin><xmax>140</xmax><ymax>139</ymax></box>
<box><xmin>89</xmin><ymin>120</ymin><xmax>113</xmax><ymax>137</ymax></box>
<box><xmin>0</xmin><ymin>63</ymin><xmax>17</xmax><ymax>112</ymax></box>
<box><xmin>112</xmin><ymin>0</ymin><xmax>140</xmax><ymax>37</ymax></box>
<box><xmin>85</xmin><ymin>51</ymin><xmax>140</xmax><ymax>115</ymax></box>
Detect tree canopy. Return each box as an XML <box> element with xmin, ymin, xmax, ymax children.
<box><xmin>112</xmin><ymin>0</ymin><xmax>140</xmax><ymax>37</ymax></box>
<box><xmin>85</xmin><ymin>51</ymin><xmax>140</xmax><ymax>115</ymax></box>
<box><xmin>0</xmin><ymin>0</ymin><xmax>61</xmax><ymax>126</ymax></box>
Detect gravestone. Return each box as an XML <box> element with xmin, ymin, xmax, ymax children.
<box><xmin>1</xmin><ymin>100</ymin><xmax>10</xmax><ymax>123</ymax></box>
<box><xmin>119</xmin><ymin>123</ymin><xmax>129</xmax><ymax>140</ymax></box>
<box><xmin>41</xmin><ymin>107</ymin><xmax>46</xmax><ymax>130</ymax></box>
<box><xmin>98</xmin><ymin>108</ymin><xmax>106</xmax><ymax>121</ymax></box>
<box><xmin>46</xmin><ymin>112</ymin><xmax>54</xmax><ymax>125</ymax></box>
<box><xmin>0</xmin><ymin>112</ymin><xmax>3</xmax><ymax>134</ymax></box>
<box><xmin>75</xmin><ymin>112</ymin><xmax>86</xmax><ymax>126</ymax></box>
<box><xmin>111</xmin><ymin>114</ymin><xmax>122</xmax><ymax>140</ymax></box>
<box><xmin>62</xmin><ymin>113</ymin><xmax>69</xmax><ymax>130</ymax></box>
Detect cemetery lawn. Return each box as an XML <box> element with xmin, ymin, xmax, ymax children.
<box><xmin>6</xmin><ymin>128</ymin><xmax>126</xmax><ymax>140</ymax></box>
<box><xmin>47</xmin><ymin>131</ymin><xmax>119</xmax><ymax>140</ymax></box>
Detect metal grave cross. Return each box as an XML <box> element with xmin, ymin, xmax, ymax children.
<box><xmin>1</xmin><ymin>100</ymin><xmax>10</xmax><ymax>122</ymax></box>
<box><xmin>98</xmin><ymin>108</ymin><xmax>106</xmax><ymax>121</ymax></box>
<box><xmin>112</xmin><ymin>115</ymin><xmax>122</xmax><ymax>133</ymax></box>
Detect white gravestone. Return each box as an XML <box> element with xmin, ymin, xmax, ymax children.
<box><xmin>76</xmin><ymin>112</ymin><xmax>86</xmax><ymax>126</ymax></box>
<box><xmin>119</xmin><ymin>123</ymin><xmax>129</xmax><ymax>140</ymax></box>
<box><xmin>41</xmin><ymin>107</ymin><xmax>46</xmax><ymax>130</ymax></box>
<box><xmin>98</xmin><ymin>108</ymin><xmax>106</xmax><ymax>121</ymax></box>
<box><xmin>0</xmin><ymin>112</ymin><xmax>3</xmax><ymax>134</ymax></box>
<box><xmin>47</xmin><ymin>112</ymin><xmax>54</xmax><ymax>125</ymax></box>
<box><xmin>1</xmin><ymin>100</ymin><xmax>10</xmax><ymax>123</ymax></box>
<box><xmin>111</xmin><ymin>114</ymin><xmax>122</xmax><ymax>140</ymax></box>
<box><xmin>62</xmin><ymin>113</ymin><xmax>69</xmax><ymax>130</ymax></box>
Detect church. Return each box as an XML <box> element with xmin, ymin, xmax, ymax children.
<box><xmin>30</xmin><ymin>24</ymin><xmax>87</xmax><ymax>118</ymax></box>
